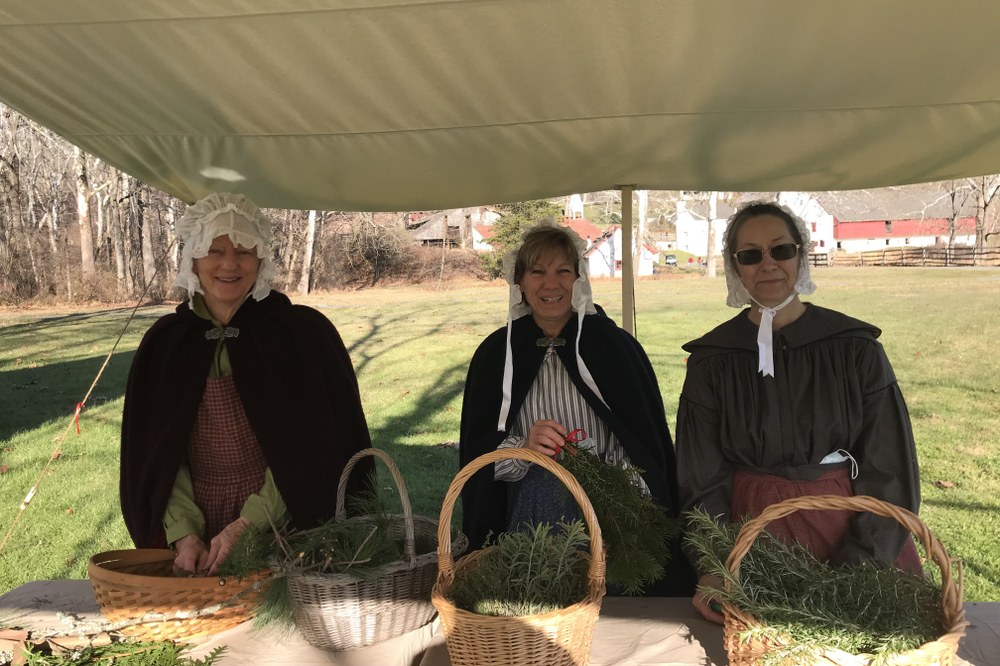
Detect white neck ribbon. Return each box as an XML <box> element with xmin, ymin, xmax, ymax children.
<box><xmin>751</xmin><ymin>293</ymin><xmax>797</xmax><ymax>378</ymax></box>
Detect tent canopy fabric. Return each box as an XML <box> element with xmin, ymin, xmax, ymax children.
<box><xmin>1</xmin><ymin>1</ymin><xmax>999</xmax><ymax>211</ymax></box>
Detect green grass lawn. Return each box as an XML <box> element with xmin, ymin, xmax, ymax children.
<box><xmin>1</xmin><ymin>267</ymin><xmax>998</xmax><ymax>601</ymax></box>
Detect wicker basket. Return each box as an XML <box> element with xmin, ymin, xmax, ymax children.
<box><xmin>88</xmin><ymin>549</ymin><xmax>270</xmax><ymax>641</ymax></box>
<box><xmin>285</xmin><ymin>447</ymin><xmax>468</xmax><ymax>651</ymax></box>
<box><xmin>722</xmin><ymin>494</ymin><xmax>968</xmax><ymax>666</ymax></box>
<box><xmin>431</xmin><ymin>448</ymin><xmax>606</xmax><ymax>666</ymax></box>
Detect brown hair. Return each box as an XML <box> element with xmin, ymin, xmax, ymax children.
<box><xmin>513</xmin><ymin>224</ymin><xmax>580</xmax><ymax>284</ymax></box>
<box><xmin>724</xmin><ymin>201</ymin><xmax>803</xmax><ymax>271</ymax></box>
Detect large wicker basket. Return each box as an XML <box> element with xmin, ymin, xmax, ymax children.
<box><xmin>722</xmin><ymin>494</ymin><xmax>968</xmax><ymax>665</ymax></box>
<box><xmin>88</xmin><ymin>549</ymin><xmax>270</xmax><ymax>641</ymax></box>
<box><xmin>431</xmin><ymin>448</ymin><xmax>606</xmax><ymax>666</ymax></box>
<box><xmin>285</xmin><ymin>447</ymin><xmax>468</xmax><ymax>651</ymax></box>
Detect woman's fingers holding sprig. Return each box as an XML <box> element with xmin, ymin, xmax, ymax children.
<box><xmin>526</xmin><ymin>419</ymin><xmax>568</xmax><ymax>457</ymax></box>
<box><xmin>692</xmin><ymin>573</ymin><xmax>726</xmax><ymax>625</ymax></box>
<box><xmin>203</xmin><ymin>517</ymin><xmax>251</xmax><ymax>575</ymax></box>
<box><xmin>172</xmin><ymin>534</ymin><xmax>208</xmax><ymax>577</ymax></box>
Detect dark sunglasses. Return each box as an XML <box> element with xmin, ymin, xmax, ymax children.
<box><xmin>732</xmin><ymin>243</ymin><xmax>800</xmax><ymax>266</ymax></box>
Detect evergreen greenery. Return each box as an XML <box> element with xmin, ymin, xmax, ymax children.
<box><xmin>18</xmin><ymin>641</ymin><xmax>225</xmax><ymax>665</ymax></box>
<box><xmin>449</xmin><ymin>520</ymin><xmax>590</xmax><ymax>617</ymax></box>
<box><xmin>684</xmin><ymin>509</ymin><xmax>944</xmax><ymax>664</ymax></box>
<box><xmin>480</xmin><ymin>200</ymin><xmax>566</xmax><ymax>277</ymax></box>
<box><xmin>558</xmin><ymin>443</ymin><xmax>677</xmax><ymax>594</ymax></box>
<box><xmin>218</xmin><ymin>476</ymin><xmax>437</xmax><ymax>630</ymax></box>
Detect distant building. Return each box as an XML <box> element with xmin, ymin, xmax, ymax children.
<box><xmin>674</xmin><ymin>188</ymin><xmax>979</xmax><ymax>258</ymax></box>
<box><xmin>585</xmin><ymin>225</ymin><xmax>658</xmax><ymax>278</ymax></box>
<box><xmin>472</xmin><ymin>224</ymin><xmax>495</xmax><ymax>252</ymax></box>
<box><xmin>810</xmin><ymin>190</ymin><xmax>977</xmax><ymax>252</ymax></box>
<box><xmin>674</xmin><ymin>199</ymin><xmax>733</xmax><ymax>256</ymax></box>
<box><xmin>408</xmin><ymin>207</ymin><xmax>500</xmax><ymax>248</ymax></box>
<box><xmin>561</xmin><ymin>216</ymin><xmax>603</xmax><ymax>246</ymax></box>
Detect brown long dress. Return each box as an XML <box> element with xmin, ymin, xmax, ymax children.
<box><xmin>677</xmin><ymin>304</ymin><xmax>922</xmax><ymax>569</ymax></box>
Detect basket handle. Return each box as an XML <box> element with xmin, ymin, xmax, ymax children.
<box><xmin>334</xmin><ymin>448</ymin><xmax>417</xmax><ymax>565</ymax></box>
<box><xmin>435</xmin><ymin>447</ymin><xmax>606</xmax><ymax>596</ymax></box>
<box><xmin>723</xmin><ymin>494</ymin><xmax>967</xmax><ymax>636</ymax></box>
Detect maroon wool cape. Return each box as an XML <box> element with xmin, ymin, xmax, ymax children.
<box><xmin>120</xmin><ymin>290</ymin><xmax>373</xmax><ymax>548</ymax></box>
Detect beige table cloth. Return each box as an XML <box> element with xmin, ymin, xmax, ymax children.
<box><xmin>1</xmin><ymin>580</ymin><xmax>994</xmax><ymax>665</ymax></box>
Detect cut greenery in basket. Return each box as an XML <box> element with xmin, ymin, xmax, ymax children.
<box><xmin>556</xmin><ymin>433</ymin><xmax>677</xmax><ymax>594</ymax></box>
<box><xmin>684</xmin><ymin>508</ymin><xmax>944</xmax><ymax>664</ymax></box>
<box><xmin>448</xmin><ymin>519</ymin><xmax>591</xmax><ymax>617</ymax></box>
<box><xmin>220</xmin><ymin>475</ymin><xmax>435</xmax><ymax>629</ymax></box>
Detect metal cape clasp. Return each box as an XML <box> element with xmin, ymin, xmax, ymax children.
<box><xmin>204</xmin><ymin>326</ymin><xmax>240</xmax><ymax>340</ymax></box>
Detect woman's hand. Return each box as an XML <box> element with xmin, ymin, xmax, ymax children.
<box><xmin>203</xmin><ymin>516</ymin><xmax>251</xmax><ymax>575</ymax></box>
<box><xmin>526</xmin><ymin>419</ymin><xmax>568</xmax><ymax>457</ymax></box>
<box><xmin>172</xmin><ymin>534</ymin><xmax>208</xmax><ymax>576</ymax></box>
<box><xmin>692</xmin><ymin>573</ymin><xmax>726</xmax><ymax>624</ymax></box>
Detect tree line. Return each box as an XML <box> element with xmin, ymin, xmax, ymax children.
<box><xmin>4</xmin><ymin>102</ymin><xmax>998</xmax><ymax>307</ymax></box>
<box><xmin>1</xmin><ymin>104</ymin><xmax>496</xmax><ymax>306</ymax></box>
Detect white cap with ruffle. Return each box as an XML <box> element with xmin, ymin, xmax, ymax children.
<box><xmin>173</xmin><ymin>192</ymin><xmax>276</xmax><ymax>302</ymax></box>
<box><xmin>723</xmin><ymin>201</ymin><xmax>817</xmax><ymax>377</ymax></box>
<box><xmin>496</xmin><ymin>219</ymin><xmax>605</xmax><ymax>431</ymax></box>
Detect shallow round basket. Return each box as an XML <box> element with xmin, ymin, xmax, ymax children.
<box><xmin>431</xmin><ymin>448</ymin><xmax>606</xmax><ymax>666</ymax></box>
<box><xmin>88</xmin><ymin>549</ymin><xmax>270</xmax><ymax>641</ymax></box>
<box><xmin>286</xmin><ymin>448</ymin><xmax>468</xmax><ymax>651</ymax></box>
<box><xmin>722</xmin><ymin>494</ymin><xmax>968</xmax><ymax>666</ymax></box>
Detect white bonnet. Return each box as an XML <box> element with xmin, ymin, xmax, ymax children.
<box><xmin>172</xmin><ymin>192</ymin><xmax>276</xmax><ymax>302</ymax></box>
<box><xmin>723</xmin><ymin>200</ymin><xmax>817</xmax><ymax>308</ymax></box>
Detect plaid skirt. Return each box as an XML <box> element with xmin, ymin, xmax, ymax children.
<box><xmin>188</xmin><ymin>375</ymin><xmax>268</xmax><ymax>540</ymax></box>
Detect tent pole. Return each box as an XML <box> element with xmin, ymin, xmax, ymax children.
<box><xmin>621</xmin><ymin>185</ymin><xmax>634</xmax><ymax>334</ymax></box>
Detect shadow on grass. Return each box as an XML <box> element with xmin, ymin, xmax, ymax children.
<box><xmin>365</xmin><ymin>358</ymin><xmax>467</xmax><ymax>519</ymax></box>
<box><xmin>921</xmin><ymin>496</ymin><xmax>1000</xmax><ymax>586</ymax></box>
<box><xmin>0</xmin><ymin>351</ymin><xmax>135</xmax><ymax>443</ymax></box>
<box><xmin>62</xmin><ymin>504</ymin><xmax>128</xmax><ymax>580</ymax></box>
<box><xmin>0</xmin><ymin>305</ymin><xmax>164</xmax><ymax>336</ymax></box>
<box><xmin>342</xmin><ymin>306</ymin><xmax>472</xmax><ymax>378</ymax></box>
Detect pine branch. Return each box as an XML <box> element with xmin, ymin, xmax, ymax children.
<box><xmin>559</xmin><ymin>447</ymin><xmax>677</xmax><ymax>594</ymax></box>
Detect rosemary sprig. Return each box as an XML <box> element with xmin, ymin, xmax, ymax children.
<box><xmin>449</xmin><ymin>520</ymin><xmax>591</xmax><ymax>617</ymax></box>
<box><xmin>684</xmin><ymin>509</ymin><xmax>943</xmax><ymax>663</ymax></box>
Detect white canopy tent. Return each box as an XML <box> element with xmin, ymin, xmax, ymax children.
<box><xmin>2</xmin><ymin>1</ymin><xmax>999</xmax><ymax>211</ymax></box>
<box><xmin>2</xmin><ymin>1</ymin><xmax>999</xmax><ymax>328</ymax></box>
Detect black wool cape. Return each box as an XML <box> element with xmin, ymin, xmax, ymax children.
<box><xmin>459</xmin><ymin>310</ymin><xmax>696</xmax><ymax>595</ymax></box>
<box><xmin>120</xmin><ymin>290</ymin><xmax>373</xmax><ymax>548</ymax></box>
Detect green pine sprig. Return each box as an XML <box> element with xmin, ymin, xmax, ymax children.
<box><xmin>219</xmin><ymin>472</ymin><xmax>432</xmax><ymax>630</ymax></box>
<box><xmin>558</xmin><ymin>445</ymin><xmax>678</xmax><ymax>594</ymax></box>
<box><xmin>19</xmin><ymin>641</ymin><xmax>226</xmax><ymax>665</ymax></box>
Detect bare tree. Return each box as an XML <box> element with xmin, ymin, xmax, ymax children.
<box><xmin>705</xmin><ymin>191</ymin><xmax>719</xmax><ymax>278</ymax></box>
<box><xmin>74</xmin><ymin>146</ymin><xmax>95</xmax><ymax>279</ymax></box>
<box><xmin>635</xmin><ymin>190</ymin><xmax>648</xmax><ymax>279</ymax></box>
<box><xmin>298</xmin><ymin>209</ymin><xmax>318</xmax><ymax>295</ymax></box>
<box><xmin>970</xmin><ymin>175</ymin><xmax>1000</xmax><ymax>251</ymax></box>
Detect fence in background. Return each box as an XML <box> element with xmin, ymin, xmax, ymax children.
<box><xmin>818</xmin><ymin>247</ymin><xmax>1000</xmax><ymax>267</ymax></box>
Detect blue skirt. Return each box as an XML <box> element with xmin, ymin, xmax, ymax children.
<box><xmin>506</xmin><ymin>463</ymin><xmax>580</xmax><ymax>533</ymax></box>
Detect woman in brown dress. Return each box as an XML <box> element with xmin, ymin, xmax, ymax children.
<box><xmin>676</xmin><ymin>201</ymin><xmax>921</xmax><ymax>623</ymax></box>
